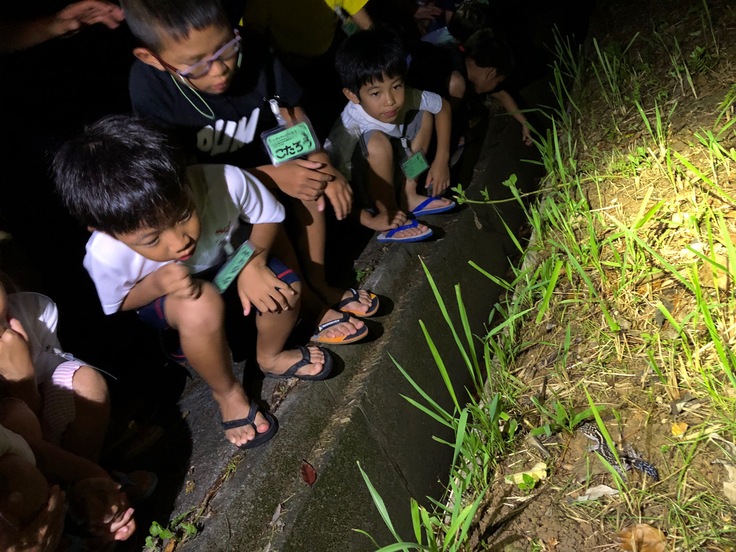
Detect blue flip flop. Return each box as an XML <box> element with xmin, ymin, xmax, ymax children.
<box><xmin>263</xmin><ymin>346</ymin><xmax>333</xmax><ymax>381</ymax></box>
<box><xmin>222</xmin><ymin>403</ymin><xmax>279</xmax><ymax>450</ymax></box>
<box><xmin>376</xmin><ymin>219</ymin><xmax>433</xmax><ymax>243</ymax></box>
<box><xmin>410</xmin><ymin>197</ymin><xmax>456</xmax><ymax>216</ymax></box>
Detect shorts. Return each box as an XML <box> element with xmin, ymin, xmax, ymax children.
<box><xmin>39</xmin><ymin>359</ymin><xmax>83</xmax><ymax>444</ymax></box>
<box><xmin>350</xmin><ymin>110</ymin><xmax>427</xmax><ymax>210</ymax></box>
<box><xmin>137</xmin><ymin>256</ymin><xmax>299</xmax><ymax>366</ymax></box>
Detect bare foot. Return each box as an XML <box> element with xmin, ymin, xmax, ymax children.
<box><xmin>360</xmin><ymin>208</ymin><xmax>408</xmax><ymax>232</ymax></box>
<box><xmin>320</xmin><ymin>287</ymin><xmax>375</xmax><ymax>317</ymax></box>
<box><xmin>213</xmin><ymin>385</ymin><xmax>270</xmax><ymax>448</ymax></box>
<box><xmin>260</xmin><ymin>346</ymin><xmax>326</xmax><ymax>378</ymax></box>
<box><xmin>407</xmin><ymin>196</ymin><xmax>454</xmax><ymax>213</ymax></box>
<box><xmin>315</xmin><ymin>309</ymin><xmax>365</xmax><ymax>339</ymax></box>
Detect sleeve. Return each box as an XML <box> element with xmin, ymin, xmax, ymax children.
<box><xmin>7</xmin><ymin>292</ymin><xmax>61</xmax><ymax>353</ymax></box>
<box><xmin>322</xmin><ymin>0</ymin><xmax>369</xmax><ymax>15</ymax></box>
<box><xmin>225</xmin><ymin>166</ymin><xmax>286</xmax><ymax>224</ymax></box>
<box><xmin>0</xmin><ymin>424</ymin><xmax>35</xmax><ymax>465</ymax></box>
<box><xmin>84</xmin><ymin>235</ymin><xmax>168</xmax><ymax>315</ymax></box>
<box><xmin>419</xmin><ymin>90</ymin><xmax>443</xmax><ymax>115</ymax></box>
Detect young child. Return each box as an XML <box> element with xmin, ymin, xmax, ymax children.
<box><xmin>121</xmin><ymin>0</ymin><xmax>378</xmax><ymax>344</ymax></box>
<box><xmin>326</xmin><ymin>28</ymin><xmax>456</xmax><ymax>243</ymax></box>
<box><xmin>462</xmin><ymin>29</ymin><xmax>533</xmax><ymax>146</ymax></box>
<box><xmin>53</xmin><ymin>115</ymin><xmax>333</xmax><ymax>450</ymax></box>
<box><xmin>0</xmin><ymin>397</ymin><xmax>136</xmax><ymax>548</ymax></box>
<box><xmin>0</xmin><ymin>273</ymin><xmax>110</xmax><ymax>462</ymax></box>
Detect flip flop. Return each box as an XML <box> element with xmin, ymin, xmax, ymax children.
<box><xmin>410</xmin><ymin>197</ymin><xmax>456</xmax><ymax>216</ymax></box>
<box><xmin>263</xmin><ymin>346</ymin><xmax>333</xmax><ymax>381</ymax></box>
<box><xmin>376</xmin><ymin>219</ymin><xmax>433</xmax><ymax>243</ymax></box>
<box><xmin>336</xmin><ymin>288</ymin><xmax>380</xmax><ymax>318</ymax></box>
<box><xmin>311</xmin><ymin>312</ymin><xmax>369</xmax><ymax>345</ymax></box>
<box><xmin>221</xmin><ymin>403</ymin><xmax>279</xmax><ymax>450</ymax></box>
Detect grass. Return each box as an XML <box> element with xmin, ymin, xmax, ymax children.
<box><xmin>358</xmin><ymin>0</ymin><xmax>736</xmax><ymax>549</ymax></box>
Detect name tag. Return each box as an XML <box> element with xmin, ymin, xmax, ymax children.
<box><xmin>213</xmin><ymin>241</ymin><xmax>255</xmax><ymax>293</ymax></box>
<box><xmin>262</xmin><ymin>121</ymin><xmax>319</xmax><ymax>166</ymax></box>
<box><xmin>400</xmin><ymin>151</ymin><xmax>430</xmax><ymax>180</ymax></box>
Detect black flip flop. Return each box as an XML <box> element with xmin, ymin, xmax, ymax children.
<box><xmin>221</xmin><ymin>402</ymin><xmax>279</xmax><ymax>450</ymax></box>
<box><xmin>263</xmin><ymin>346</ymin><xmax>333</xmax><ymax>381</ymax></box>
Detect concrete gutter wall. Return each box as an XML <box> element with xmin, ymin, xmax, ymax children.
<box><xmin>168</xmin><ymin>113</ymin><xmax>530</xmax><ymax>551</ymax></box>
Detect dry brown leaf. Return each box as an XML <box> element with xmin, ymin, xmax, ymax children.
<box><xmin>300</xmin><ymin>459</ymin><xmax>317</xmax><ymax>486</ymax></box>
<box><xmin>618</xmin><ymin>523</ymin><xmax>666</xmax><ymax>552</ymax></box>
<box><xmin>671</xmin><ymin>421</ymin><xmax>688</xmax><ymax>438</ymax></box>
<box><xmin>723</xmin><ymin>465</ymin><xmax>736</xmax><ymax>507</ymax></box>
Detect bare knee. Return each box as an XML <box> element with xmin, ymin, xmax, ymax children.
<box><xmin>449</xmin><ymin>71</ymin><xmax>466</xmax><ymax>100</ymax></box>
<box><xmin>366</xmin><ymin>131</ymin><xmax>393</xmax><ymax>164</ymax></box>
<box><xmin>72</xmin><ymin>365</ymin><xmax>109</xmax><ymax>406</ymax></box>
<box><xmin>0</xmin><ymin>397</ymin><xmax>42</xmax><ymax>441</ymax></box>
<box><xmin>166</xmin><ymin>282</ymin><xmax>225</xmax><ymax>335</ymax></box>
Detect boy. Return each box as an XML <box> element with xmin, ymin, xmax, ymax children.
<box><xmin>462</xmin><ymin>29</ymin><xmax>533</xmax><ymax>146</ymax></box>
<box><xmin>53</xmin><ymin>116</ymin><xmax>333</xmax><ymax>450</ymax></box>
<box><xmin>121</xmin><ymin>0</ymin><xmax>378</xmax><ymax>343</ymax></box>
<box><xmin>327</xmin><ymin>29</ymin><xmax>456</xmax><ymax>243</ymax></box>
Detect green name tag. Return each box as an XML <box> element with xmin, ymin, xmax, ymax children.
<box><xmin>213</xmin><ymin>241</ymin><xmax>255</xmax><ymax>293</ymax></box>
<box><xmin>400</xmin><ymin>151</ymin><xmax>430</xmax><ymax>180</ymax></box>
<box><xmin>341</xmin><ymin>19</ymin><xmax>359</xmax><ymax>36</ymax></box>
<box><xmin>264</xmin><ymin>122</ymin><xmax>318</xmax><ymax>164</ymax></box>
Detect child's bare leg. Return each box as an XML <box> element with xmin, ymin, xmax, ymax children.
<box><xmin>253</xmin><ymin>282</ymin><xmax>326</xmax><ymax>377</ymax></box>
<box><xmin>270</xmin><ymin>228</ymin><xmax>366</xmax><ymax>337</ymax></box>
<box><xmin>402</xmin><ymin>112</ymin><xmax>454</xmax><ymax>211</ymax></box>
<box><xmin>165</xmin><ymin>283</ymin><xmax>269</xmax><ymax>448</ymax></box>
<box><xmin>363</xmin><ymin>131</ymin><xmax>429</xmax><ymax>239</ymax></box>
<box><xmin>61</xmin><ymin>366</ymin><xmax>110</xmax><ymax>462</ymax></box>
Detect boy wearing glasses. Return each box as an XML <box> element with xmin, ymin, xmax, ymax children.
<box><xmin>122</xmin><ymin>0</ymin><xmax>378</xmax><ymax>345</ymax></box>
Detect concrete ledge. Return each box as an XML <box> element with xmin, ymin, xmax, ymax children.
<box><xmin>164</xmin><ymin>150</ymin><xmax>516</xmax><ymax>550</ymax></box>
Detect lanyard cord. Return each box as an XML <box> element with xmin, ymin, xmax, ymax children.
<box><xmin>169</xmin><ymin>74</ymin><xmax>216</xmax><ymax>120</ymax></box>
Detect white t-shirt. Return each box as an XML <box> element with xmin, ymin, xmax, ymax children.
<box><xmin>84</xmin><ymin>165</ymin><xmax>285</xmax><ymax>315</ymax></box>
<box><xmin>325</xmin><ymin>87</ymin><xmax>442</xmax><ymax>179</ymax></box>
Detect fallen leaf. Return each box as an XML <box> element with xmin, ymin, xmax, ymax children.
<box><xmin>300</xmin><ymin>459</ymin><xmax>317</xmax><ymax>486</ymax></box>
<box><xmin>722</xmin><ymin>464</ymin><xmax>736</xmax><ymax>507</ymax></box>
<box><xmin>545</xmin><ymin>537</ymin><xmax>559</xmax><ymax>550</ymax></box>
<box><xmin>671</xmin><ymin>422</ymin><xmax>688</xmax><ymax>438</ymax></box>
<box><xmin>270</xmin><ymin>503</ymin><xmax>283</xmax><ymax>525</ymax></box>
<box><xmin>618</xmin><ymin>523</ymin><xmax>666</xmax><ymax>552</ymax></box>
<box><xmin>504</xmin><ymin>462</ymin><xmax>548</xmax><ymax>485</ymax></box>
<box><xmin>573</xmin><ymin>484</ymin><xmax>619</xmax><ymax>502</ymax></box>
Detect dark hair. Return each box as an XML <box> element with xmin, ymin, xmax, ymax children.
<box><xmin>447</xmin><ymin>0</ymin><xmax>490</xmax><ymax>46</ymax></box>
<box><xmin>53</xmin><ymin>116</ymin><xmax>190</xmax><ymax>236</ymax></box>
<box><xmin>335</xmin><ymin>28</ymin><xmax>407</xmax><ymax>95</ymax></box>
<box><xmin>463</xmin><ymin>29</ymin><xmax>514</xmax><ymax>76</ymax></box>
<box><xmin>121</xmin><ymin>0</ymin><xmax>229</xmax><ymax>52</ymax></box>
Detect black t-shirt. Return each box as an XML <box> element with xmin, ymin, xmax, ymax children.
<box><xmin>129</xmin><ymin>31</ymin><xmax>303</xmax><ymax>168</ymax></box>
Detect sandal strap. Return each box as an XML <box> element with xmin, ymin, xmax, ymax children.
<box><xmin>315</xmin><ymin>312</ymin><xmax>350</xmax><ymax>333</ymax></box>
<box><xmin>221</xmin><ymin>402</ymin><xmax>259</xmax><ymax>431</ymax></box>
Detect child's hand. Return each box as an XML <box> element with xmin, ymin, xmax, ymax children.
<box><xmin>272</xmin><ymin>159</ymin><xmax>335</xmax><ymax>210</ymax></box>
<box><xmin>0</xmin><ymin>318</ymin><xmax>35</xmax><ymax>382</ymax></box>
<box><xmin>236</xmin><ymin>262</ymin><xmax>297</xmax><ymax>316</ymax></box>
<box><xmin>426</xmin><ymin>162</ymin><xmax>451</xmax><ymax>197</ymax></box>
<box><xmin>522</xmin><ymin>125</ymin><xmax>533</xmax><ymax>146</ymax></box>
<box><xmin>0</xmin><ymin>485</ymin><xmax>66</xmax><ymax>552</ymax></box>
<box><xmin>154</xmin><ymin>264</ymin><xmax>202</xmax><ymax>301</ymax></box>
<box><xmin>51</xmin><ymin>0</ymin><xmax>124</xmax><ymax>37</ymax></box>
<box><xmin>323</xmin><ymin>172</ymin><xmax>353</xmax><ymax>220</ymax></box>
<box><xmin>69</xmin><ymin>478</ymin><xmax>135</xmax><ymax>542</ymax></box>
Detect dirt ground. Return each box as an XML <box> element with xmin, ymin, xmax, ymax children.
<box><xmin>460</xmin><ymin>1</ymin><xmax>736</xmax><ymax>551</ymax></box>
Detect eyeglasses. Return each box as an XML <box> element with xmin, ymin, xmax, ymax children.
<box><xmin>156</xmin><ymin>29</ymin><xmax>241</xmax><ymax>80</ymax></box>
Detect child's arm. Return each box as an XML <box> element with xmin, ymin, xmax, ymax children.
<box><xmin>491</xmin><ymin>90</ymin><xmax>533</xmax><ymax>146</ymax></box>
<box><xmin>120</xmin><ymin>264</ymin><xmax>202</xmax><ymax>312</ymax></box>
<box><xmin>425</xmin><ymin>98</ymin><xmax>452</xmax><ymax>197</ymax></box>
<box><xmin>0</xmin><ymin>0</ymin><xmax>123</xmax><ymax>53</ymax></box>
<box><xmin>0</xmin><ymin>320</ymin><xmax>41</xmax><ymax>415</ymax></box>
<box><xmin>255</xmin><ymin>107</ymin><xmax>353</xmax><ymax>220</ymax></box>
<box><xmin>236</xmin><ymin>223</ymin><xmax>297</xmax><ymax>316</ymax></box>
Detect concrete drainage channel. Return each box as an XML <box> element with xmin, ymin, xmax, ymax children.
<box><xmin>147</xmin><ymin>118</ymin><xmax>529</xmax><ymax>552</ymax></box>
